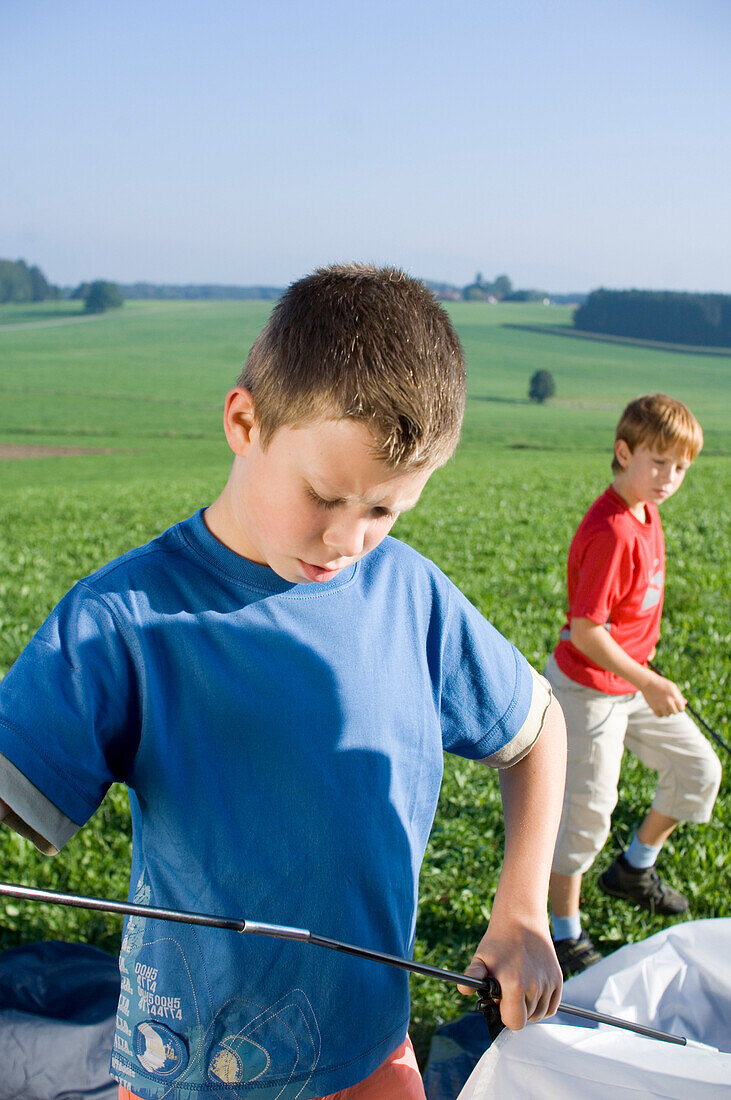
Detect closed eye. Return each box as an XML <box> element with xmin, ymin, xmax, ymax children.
<box><xmin>306</xmin><ymin>487</ymin><xmax>342</xmax><ymax>510</ymax></box>
<box><xmin>653</xmin><ymin>457</ymin><xmax>688</xmax><ymax>473</ymax></box>
<box><xmin>307</xmin><ymin>486</ymin><xmax>396</xmax><ymax>520</ymax></box>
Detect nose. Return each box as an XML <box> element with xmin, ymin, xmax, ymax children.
<box><xmin>322</xmin><ymin>515</ymin><xmax>370</xmax><ymax>559</ymax></box>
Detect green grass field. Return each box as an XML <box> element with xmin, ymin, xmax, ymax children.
<box><xmin>0</xmin><ymin>300</ymin><xmax>729</xmax><ymax>1065</ymax></box>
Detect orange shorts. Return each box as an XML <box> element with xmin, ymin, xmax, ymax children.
<box><xmin>118</xmin><ymin>1034</ymin><xmax>426</xmax><ymax>1100</ymax></box>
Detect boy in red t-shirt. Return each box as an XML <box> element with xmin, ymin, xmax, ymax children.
<box><xmin>546</xmin><ymin>394</ymin><xmax>721</xmax><ymax>977</ymax></box>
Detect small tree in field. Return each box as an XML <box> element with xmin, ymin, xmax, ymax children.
<box><xmin>528</xmin><ymin>369</ymin><xmax>555</xmax><ymax>404</ymax></box>
<box><xmin>84</xmin><ymin>280</ymin><xmax>123</xmax><ymax>313</ymax></box>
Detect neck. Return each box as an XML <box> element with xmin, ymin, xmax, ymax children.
<box><xmin>611</xmin><ymin>478</ymin><xmax>647</xmax><ymax>522</ymax></box>
<box><xmin>204</xmin><ymin>485</ymin><xmax>262</xmax><ymax>561</ymax></box>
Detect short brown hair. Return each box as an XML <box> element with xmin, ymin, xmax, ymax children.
<box><xmin>612</xmin><ymin>393</ymin><xmax>703</xmax><ymax>473</ymax></box>
<box><xmin>237</xmin><ymin>263</ymin><xmax>466</xmax><ymax>468</ymax></box>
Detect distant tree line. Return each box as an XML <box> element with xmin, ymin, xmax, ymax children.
<box><xmin>458</xmin><ymin>272</ymin><xmax>554</xmax><ymax>303</ymax></box>
<box><xmin>575</xmin><ymin>289</ymin><xmax>731</xmax><ymax>348</ymax></box>
<box><xmin>462</xmin><ymin>272</ymin><xmax>514</xmax><ymax>301</ymax></box>
<box><xmin>67</xmin><ymin>281</ymin><xmax>284</xmax><ymax>306</ymax></box>
<box><xmin>115</xmin><ymin>283</ymin><xmax>284</xmax><ymax>301</ymax></box>
<box><xmin>0</xmin><ymin>259</ymin><xmax>59</xmax><ymax>303</ymax></box>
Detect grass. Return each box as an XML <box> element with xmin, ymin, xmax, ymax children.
<box><xmin>504</xmin><ymin>322</ymin><xmax>731</xmax><ymax>357</ymax></box>
<box><xmin>0</xmin><ymin>299</ymin><xmax>729</xmax><ymax>1068</ymax></box>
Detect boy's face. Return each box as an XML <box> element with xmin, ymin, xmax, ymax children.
<box><xmin>215</xmin><ymin>390</ymin><xmax>436</xmax><ymax>583</ymax></box>
<box><xmin>613</xmin><ymin>440</ymin><xmax>691</xmax><ymax>510</ymax></box>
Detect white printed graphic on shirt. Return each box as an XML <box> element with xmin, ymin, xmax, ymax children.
<box><xmin>134</xmin><ymin>1018</ymin><xmax>189</xmax><ymax>1076</ymax></box>
<box><xmin>113</xmin><ymin>870</ymin><xmax>323</xmax><ymax>1097</ymax></box>
<box><xmin>114</xmin><ymin>871</ymin><xmax>195</xmax><ymax>1082</ymax></box>
<box><xmin>640</xmin><ymin>557</ymin><xmax>663</xmax><ymax>611</ymax></box>
<box><xmin>137</xmin><ymin>1021</ymin><xmax>173</xmax><ymax>1071</ymax></box>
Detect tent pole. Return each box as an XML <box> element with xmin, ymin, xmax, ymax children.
<box><xmin>0</xmin><ymin>881</ymin><xmax>686</xmax><ymax>1046</ymax></box>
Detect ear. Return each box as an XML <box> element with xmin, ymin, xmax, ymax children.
<box><xmin>223</xmin><ymin>388</ymin><xmax>259</xmax><ymax>457</ymax></box>
<box><xmin>614</xmin><ymin>438</ymin><xmax>632</xmax><ymax>469</ymax></box>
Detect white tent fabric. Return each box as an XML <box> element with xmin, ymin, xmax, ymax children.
<box><xmin>458</xmin><ymin>919</ymin><xmax>731</xmax><ymax>1099</ymax></box>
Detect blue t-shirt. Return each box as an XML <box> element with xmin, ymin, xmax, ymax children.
<box><xmin>0</xmin><ymin>510</ymin><xmax>534</xmax><ymax>1098</ymax></box>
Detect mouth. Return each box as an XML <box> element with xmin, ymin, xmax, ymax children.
<box><xmin>298</xmin><ymin>559</ymin><xmax>344</xmax><ymax>583</ymax></box>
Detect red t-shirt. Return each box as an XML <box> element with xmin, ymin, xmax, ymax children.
<box><xmin>554</xmin><ymin>486</ymin><xmax>665</xmax><ymax>694</ymax></box>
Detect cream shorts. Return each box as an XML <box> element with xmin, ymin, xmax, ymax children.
<box><xmin>545</xmin><ymin>654</ymin><xmax>722</xmax><ymax>876</ymax></box>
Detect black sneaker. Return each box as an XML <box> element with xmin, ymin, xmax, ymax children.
<box><xmin>597</xmin><ymin>854</ymin><xmax>689</xmax><ymax>915</ymax></box>
<box><xmin>552</xmin><ymin>933</ymin><xmax>602</xmax><ymax>978</ymax></box>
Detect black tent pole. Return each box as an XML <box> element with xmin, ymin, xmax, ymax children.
<box><xmin>0</xmin><ymin>881</ymin><xmax>686</xmax><ymax>1046</ymax></box>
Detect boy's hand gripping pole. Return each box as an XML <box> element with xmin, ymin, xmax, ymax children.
<box><xmin>648</xmin><ymin>660</ymin><xmax>730</xmax><ymax>758</ymax></box>
<box><xmin>0</xmin><ymin>882</ymin><xmax>687</xmax><ymax>1046</ymax></box>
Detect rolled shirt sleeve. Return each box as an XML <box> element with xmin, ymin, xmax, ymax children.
<box><xmin>0</xmin><ymin>754</ymin><xmax>79</xmax><ymax>854</ymax></box>
<box><xmin>480</xmin><ymin>666</ymin><xmax>552</xmax><ymax>768</ymax></box>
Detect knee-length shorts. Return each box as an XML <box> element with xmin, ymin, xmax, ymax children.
<box><xmin>545</xmin><ymin>654</ymin><xmax>722</xmax><ymax>877</ymax></box>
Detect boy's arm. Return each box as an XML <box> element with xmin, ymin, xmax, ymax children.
<box><xmin>458</xmin><ymin>693</ymin><xmax>566</xmax><ymax>1029</ymax></box>
<box><xmin>570</xmin><ymin>617</ymin><xmax>686</xmax><ymax>716</ymax></box>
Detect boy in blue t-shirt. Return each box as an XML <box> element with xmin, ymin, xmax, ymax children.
<box><xmin>0</xmin><ymin>265</ymin><xmax>565</xmax><ymax>1100</ymax></box>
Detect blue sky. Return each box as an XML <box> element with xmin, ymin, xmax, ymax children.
<box><xmin>3</xmin><ymin>0</ymin><xmax>729</xmax><ymax>292</ymax></box>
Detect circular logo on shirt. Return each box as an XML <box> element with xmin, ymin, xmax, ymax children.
<box><xmin>208</xmin><ymin>1041</ymin><xmax>245</xmax><ymax>1084</ymax></box>
<box><xmin>134</xmin><ymin>1020</ymin><xmax>188</xmax><ymax>1077</ymax></box>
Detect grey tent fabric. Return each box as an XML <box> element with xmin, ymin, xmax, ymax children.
<box><xmin>0</xmin><ymin>940</ymin><xmax>119</xmax><ymax>1099</ymax></box>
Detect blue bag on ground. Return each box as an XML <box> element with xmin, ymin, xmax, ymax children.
<box><xmin>0</xmin><ymin>940</ymin><xmax>119</xmax><ymax>1099</ymax></box>
<box><xmin>422</xmin><ymin>1010</ymin><xmax>492</xmax><ymax>1100</ymax></box>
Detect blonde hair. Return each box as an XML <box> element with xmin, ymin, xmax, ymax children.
<box><xmin>612</xmin><ymin>393</ymin><xmax>704</xmax><ymax>472</ymax></box>
<box><xmin>237</xmin><ymin>263</ymin><xmax>466</xmax><ymax>469</ymax></box>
